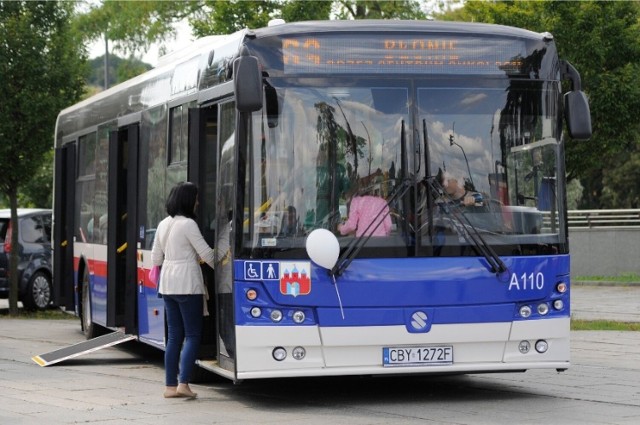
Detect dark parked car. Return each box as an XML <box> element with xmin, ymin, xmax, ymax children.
<box><xmin>0</xmin><ymin>209</ymin><xmax>53</xmax><ymax>310</ymax></box>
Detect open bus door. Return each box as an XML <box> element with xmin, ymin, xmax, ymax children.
<box><xmin>188</xmin><ymin>105</ymin><xmax>221</xmax><ymax>360</ymax></box>
<box><xmin>53</xmin><ymin>143</ymin><xmax>76</xmax><ymax>310</ymax></box>
<box><xmin>188</xmin><ymin>103</ymin><xmax>237</xmax><ymax>380</ymax></box>
<box><xmin>106</xmin><ymin>124</ymin><xmax>139</xmax><ymax>334</ymax></box>
<box><xmin>35</xmin><ymin>127</ymin><xmax>141</xmax><ymax>367</ymax></box>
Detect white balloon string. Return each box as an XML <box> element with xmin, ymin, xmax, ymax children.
<box><xmin>332</xmin><ymin>274</ymin><xmax>345</xmax><ymax>320</ymax></box>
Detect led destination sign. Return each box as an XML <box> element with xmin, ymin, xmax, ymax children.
<box><xmin>281</xmin><ymin>35</ymin><xmax>529</xmax><ymax>75</ymax></box>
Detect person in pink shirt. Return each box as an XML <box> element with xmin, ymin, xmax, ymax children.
<box><xmin>338</xmin><ymin>193</ymin><xmax>392</xmax><ymax>237</ymax></box>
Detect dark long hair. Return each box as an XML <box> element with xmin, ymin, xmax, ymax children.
<box><xmin>166</xmin><ymin>182</ymin><xmax>198</xmax><ymax>219</ymax></box>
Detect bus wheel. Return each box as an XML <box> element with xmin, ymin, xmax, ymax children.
<box><xmin>23</xmin><ymin>271</ymin><xmax>52</xmax><ymax>311</ymax></box>
<box><xmin>81</xmin><ymin>268</ymin><xmax>98</xmax><ymax>339</ymax></box>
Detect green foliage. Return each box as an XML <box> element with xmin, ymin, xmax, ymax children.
<box><xmin>566</xmin><ymin>178</ymin><xmax>584</xmax><ymax>210</ymax></box>
<box><xmin>280</xmin><ymin>0</ymin><xmax>332</xmax><ymax>22</ymax></box>
<box><xmin>0</xmin><ymin>1</ymin><xmax>87</xmax><ymax>193</ymax></box>
<box><xmin>333</xmin><ymin>0</ymin><xmax>426</xmax><ymax>20</ymax></box>
<box><xmin>19</xmin><ymin>150</ymin><xmax>54</xmax><ymax>208</ymax></box>
<box><xmin>190</xmin><ymin>0</ymin><xmax>280</xmax><ymax>37</ymax></box>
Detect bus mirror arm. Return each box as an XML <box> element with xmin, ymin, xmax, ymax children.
<box><xmin>560</xmin><ymin>60</ymin><xmax>592</xmax><ymax>141</ymax></box>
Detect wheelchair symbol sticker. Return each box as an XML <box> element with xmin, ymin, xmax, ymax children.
<box><xmin>244</xmin><ymin>261</ymin><xmax>262</xmax><ymax>280</ymax></box>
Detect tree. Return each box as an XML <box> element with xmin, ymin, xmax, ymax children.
<box><xmin>441</xmin><ymin>1</ymin><xmax>640</xmax><ymax>209</ymax></box>
<box><xmin>0</xmin><ymin>1</ymin><xmax>87</xmax><ymax>315</ymax></box>
<box><xmin>19</xmin><ymin>150</ymin><xmax>54</xmax><ymax>208</ymax></box>
<box><xmin>76</xmin><ymin>1</ymin><xmax>427</xmax><ymax>50</ymax></box>
<box><xmin>74</xmin><ymin>0</ymin><xmax>199</xmax><ymax>55</ymax></box>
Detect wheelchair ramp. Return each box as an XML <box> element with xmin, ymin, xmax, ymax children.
<box><xmin>32</xmin><ymin>331</ymin><xmax>136</xmax><ymax>367</ymax></box>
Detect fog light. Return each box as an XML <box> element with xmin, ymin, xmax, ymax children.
<box><xmin>553</xmin><ymin>299</ymin><xmax>564</xmax><ymax>310</ymax></box>
<box><xmin>292</xmin><ymin>346</ymin><xmax>306</xmax><ymax>360</ymax></box>
<box><xmin>518</xmin><ymin>340</ymin><xmax>531</xmax><ymax>354</ymax></box>
<box><xmin>292</xmin><ymin>310</ymin><xmax>306</xmax><ymax>324</ymax></box>
<box><xmin>519</xmin><ymin>305</ymin><xmax>532</xmax><ymax>318</ymax></box>
<box><xmin>250</xmin><ymin>307</ymin><xmax>262</xmax><ymax>318</ymax></box>
<box><xmin>556</xmin><ymin>282</ymin><xmax>567</xmax><ymax>293</ymax></box>
<box><xmin>537</xmin><ymin>303</ymin><xmax>549</xmax><ymax>315</ymax></box>
<box><xmin>272</xmin><ymin>347</ymin><xmax>287</xmax><ymax>361</ymax></box>
<box><xmin>270</xmin><ymin>309</ymin><xmax>283</xmax><ymax>322</ymax></box>
<box><xmin>246</xmin><ymin>289</ymin><xmax>258</xmax><ymax>301</ymax></box>
<box><xmin>535</xmin><ymin>339</ymin><xmax>549</xmax><ymax>353</ymax></box>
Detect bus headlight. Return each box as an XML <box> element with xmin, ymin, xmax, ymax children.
<box><xmin>535</xmin><ymin>340</ymin><xmax>549</xmax><ymax>353</ymax></box>
<box><xmin>519</xmin><ymin>305</ymin><xmax>532</xmax><ymax>318</ymax></box>
<box><xmin>518</xmin><ymin>340</ymin><xmax>531</xmax><ymax>354</ymax></box>
<box><xmin>272</xmin><ymin>347</ymin><xmax>287</xmax><ymax>361</ymax></box>
<box><xmin>553</xmin><ymin>299</ymin><xmax>564</xmax><ymax>310</ymax></box>
<box><xmin>292</xmin><ymin>346</ymin><xmax>306</xmax><ymax>360</ymax></box>
<box><xmin>537</xmin><ymin>303</ymin><xmax>549</xmax><ymax>315</ymax></box>
<box><xmin>270</xmin><ymin>309</ymin><xmax>283</xmax><ymax>322</ymax></box>
<box><xmin>292</xmin><ymin>310</ymin><xmax>306</xmax><ymax>324</ymax></box>
<box><xmin>250</xmin><ymin>307</ymin><xmax>262</xmax><ymax>318</ymax></box>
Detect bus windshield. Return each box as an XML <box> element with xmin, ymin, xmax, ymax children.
<box><xmin>243</xmin><ymin>79</ymin><xmax>564</xmax><ymax>258</ymax></box>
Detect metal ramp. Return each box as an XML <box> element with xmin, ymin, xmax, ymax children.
<box><xmin>32</xmin><ymin>331</ymin><xmax>136</xmax><ymax>367</ymax></box>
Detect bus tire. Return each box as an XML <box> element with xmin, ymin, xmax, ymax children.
<box><xmin>81</xmin><ymin>267</ymin><xmax>99</xmax><ymax>339</ymax></box>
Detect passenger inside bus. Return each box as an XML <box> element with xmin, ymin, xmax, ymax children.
<box><xmin>279</xmin><ymin>205</ymin><xmax>300</xmax><ymax>237</ymax></box>
<box><xmin>338</xmin><ymin>186</ymin><xmax>392</xmax><ymax>237</ymax></box>
<box><xmin>438</xmin><ymin>171</ymin><xmax>484</xmax><ymax>208</ymax></box>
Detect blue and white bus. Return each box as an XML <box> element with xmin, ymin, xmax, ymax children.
<box><xmin>52</xmin><ymin>20</ymin><xmax>591</xmax><ymax>381</ymax></box>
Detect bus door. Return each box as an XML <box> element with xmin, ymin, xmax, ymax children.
<box><xmin>106</xmin><ymin>124</ymin><xmax>139</xmax><ymax>333</ymax></box>
<box><xmin>189</xmin><ymin>105</ymin><xmax>219</xmax><ymax>360</ymax></box>
<box><xmin>53</xmin><ymin>143</ymin><xmax>76</xmax><ymax>310</ymax></box>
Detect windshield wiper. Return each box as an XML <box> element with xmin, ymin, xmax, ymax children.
<box><xmin>425</xmin><ymin>176</ymin><xmax>508</xmax><ymax>274</ymax></box>
<box><xmin>331</xmin><ymin>177</ymin><xmax>413</xmax><ymax>277</ymax></box>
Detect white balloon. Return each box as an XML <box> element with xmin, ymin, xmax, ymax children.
<box><xmin>305</xmin><ymin>229</ymin><xmax>340</xmax><ymax>270</ymax></box>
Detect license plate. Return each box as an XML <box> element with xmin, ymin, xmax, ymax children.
<box><xmin>383</xmin><ymin>345</ymin><xmax>453</xmax><ymax>367</ymax></box>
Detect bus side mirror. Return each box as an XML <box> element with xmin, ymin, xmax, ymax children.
<box><xmin>564</xmin><ymin>90</ymin><xmax>592</xmax><ymax>141</ymax></box>
<box><xmin>233</xmin><ymin>47</ymin><xmax>263</xmax><ymax>112</ymax></box>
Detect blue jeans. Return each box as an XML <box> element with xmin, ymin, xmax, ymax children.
<box><xmin>163</xmin><ymin>294</ymin><xmax>203</xmax><ymax>386</ymax></box>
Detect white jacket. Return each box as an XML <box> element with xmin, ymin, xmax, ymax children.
<box><xmin>151</xmin><ymin>215</ymin><xmax>215</xmax><ymax>295</ymax></box>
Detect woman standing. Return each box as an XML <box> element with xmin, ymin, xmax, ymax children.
<box><xmin>151</xmin><ymin>182</ymin><xmax>215</xmax><ymax>399</ymax></box>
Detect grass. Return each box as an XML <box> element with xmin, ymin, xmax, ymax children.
<box><xmin>571</xmin><ymin>319</ymin><xmax>640</xmax><ymax>331</ymax></box>
<box><xmin>574</xmin><ymin>273</ymin><xmax>640</xmax><ymax>283</ymax></box>
<box><xmin>0</xmin><ymin>307</ymin><xmax>76</xmax><ymax>320</ymax></box>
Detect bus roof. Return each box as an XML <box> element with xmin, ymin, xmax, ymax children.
<box><xmin>251</xmin><ymin>19</ymin><xmax>549</xmax><ymax>42</ymax></box>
